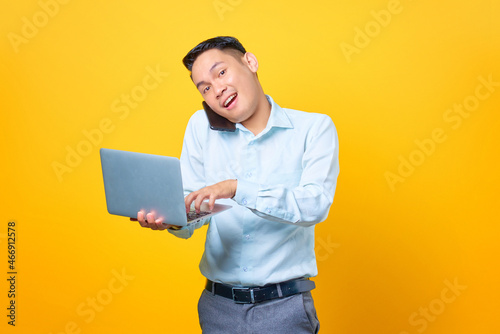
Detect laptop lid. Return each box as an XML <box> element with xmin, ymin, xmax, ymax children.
<box><xmin>99</xmin><ymin>148</ymin><xmax>230</xmax><ymax>226</ymax></box>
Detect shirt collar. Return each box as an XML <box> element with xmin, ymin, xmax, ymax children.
<box><xmin>235</xmin><ymin>95</ymin><xmax>294</xmax><ymax>133</ymax></box>
<box><xmin>265</xmin><ymin>95</ymin><xmax>294</xmax><ymax>130</ymax></box>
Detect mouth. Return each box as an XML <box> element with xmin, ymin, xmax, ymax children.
<box><xmin>223</xmin><ymin>93</ymin><xmax>237</xmax><ymax>109</ymax></box>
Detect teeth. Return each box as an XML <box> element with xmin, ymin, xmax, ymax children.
<box><xmin>224</xmin><ymin>94</ymin><xmax>236</xmax><ymax>107</ymax></box>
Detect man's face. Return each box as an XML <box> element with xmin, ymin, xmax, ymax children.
<box><xmin>191</xmin><ymin>48</ymin><xmax>260</xmax><ymax>124</ymax></box>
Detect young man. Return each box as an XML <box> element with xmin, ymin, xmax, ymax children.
<box><xmin>134</xmin><ymin>36</ymin><xmax>339</xmax><ymax>333</ymax></box>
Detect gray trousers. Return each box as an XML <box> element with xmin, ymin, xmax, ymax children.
<box><xmin>198</xmin><ymin>289</ymin><xmax>320</xmax><ymax>333</ymax></box>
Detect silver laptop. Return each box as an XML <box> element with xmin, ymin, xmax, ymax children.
<box><xmin>100</xmin><ymin>148</ymin><xmax>231</xmax><ymax>227</ymax></box>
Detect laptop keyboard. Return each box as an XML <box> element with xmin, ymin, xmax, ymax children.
<box><xmin>186</xmin><ymin>211</ymin><xmax>211</xmax><ymax>221</ymax></box>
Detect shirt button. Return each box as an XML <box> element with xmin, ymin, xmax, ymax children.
<box><xmin>241</xmin><ymin>199</ymin><xmax>248</xmax><ymax>205</ymax></box>
<box><xmin>245</xmin><ymin>234</ymin><xmax>250</xmax><ymax>240</ymax></box>
<box><xmin>246</xmin><ymin>172</ymin><xmax>252</xmax><ymax>178</ymax></box>
<box><xmin>243</xmin><ymin>267</ymin><xmax>248</xmax><ymax>272</ymax></box>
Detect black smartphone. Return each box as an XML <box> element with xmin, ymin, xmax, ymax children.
<box><xmin>202</xmin><ymin>101</ymin><xmax>236</xmax><ymax>132</ymax></box>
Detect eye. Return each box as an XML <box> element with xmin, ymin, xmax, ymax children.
<box><xmin>219</xmin><ymin>69</ymin><xmax>226</xmax><ymax>76</ymax></box>
<box><xmin>203</xmin><ymin>86</ymin><xmax>211</xmax><ymax>94</ymax></box>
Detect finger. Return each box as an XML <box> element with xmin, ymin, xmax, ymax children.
<box><xmin>154</xmin><ymin>217</ymin><xmax>165</xmax><ymax>230</ymax></box>
<box><xmin>194</xmin><ymin>192</ymin><xmax>208</xmax><ymax>213</ymax></box>
<box><xmin>146</xmin><ymin>212</ymin><xmax>156</xmax><ymax>226</ymax></box>
<box><xmin>137</xmin><ymin>211</ymin><xmax>148</xmax><ymax>227</ymax></box>
<box><xmin>208</xmin><ymin>194</ymin><xmax>216</xmax><ymax>211</ymax></box>
<box><xmin>138</xmin><ymin>210</ymin><xmax>145</xmax><ymax>222</ymax></box>
<box><xmin>185</xmin><ymin>192</ymin><xmax>195</xmax><ymax>212</ymax></box>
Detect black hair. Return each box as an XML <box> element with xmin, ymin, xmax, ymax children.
<box><xmin>182</xmin><ymin>36</ymin><xmax>247</xmax><ymax>71</ymax></box>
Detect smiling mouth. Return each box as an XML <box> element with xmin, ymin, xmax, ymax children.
<box><xmin>223</xmin><ymin>93</ymin><xmax>237</xmax><ymax>108</ymax></box>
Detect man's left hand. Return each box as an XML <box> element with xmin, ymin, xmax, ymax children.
<box><xmin>185</xmin><ymin>179</ymin><xmax>237</xmax><ymax>213</ymax></box>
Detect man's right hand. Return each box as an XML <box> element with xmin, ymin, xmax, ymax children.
<box><xmin>130</xmin><ymin>210</ymin><xmax>181</xmax><ymax>231</ymax></box>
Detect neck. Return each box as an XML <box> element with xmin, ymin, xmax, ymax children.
<box><xmin>241</xmin><ymin>91</ymin><xmax>271</xmax><ymax>135</ymax></box>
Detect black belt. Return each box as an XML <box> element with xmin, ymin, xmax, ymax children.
<box><xmin>205</xmin><ymin>278</ymin><xmax>315</xmax><ymax>304</ymax></box>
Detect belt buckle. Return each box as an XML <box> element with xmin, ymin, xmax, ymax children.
<box><xmin>232</xmin><ymin>287</ymin><xmax>255</xmax><ymax>304</ymax></box>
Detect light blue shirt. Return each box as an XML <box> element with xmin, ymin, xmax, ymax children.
<box><xmin>169</xmin><ymin>95</ymin><xmax>339</xmax><ymax>287</ymax></box>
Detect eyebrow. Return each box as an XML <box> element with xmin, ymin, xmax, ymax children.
<box><xmin>195</xmin><ymin>61</ymin><xmax>225</xmax><ymax>90</ymax></box>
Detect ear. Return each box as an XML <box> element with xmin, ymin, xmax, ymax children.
<box><xmin>243</xmin><ymin>52</ymin><xmax>259</xmax><ymax>73</ymax></box>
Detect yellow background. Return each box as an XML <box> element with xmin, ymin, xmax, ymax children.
<box><xmin>2</xmin><ymin>0</ymin><xmax>499</xmax><ymax>333</ymax></box>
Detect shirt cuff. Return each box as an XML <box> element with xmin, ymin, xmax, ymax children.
<box><xmin>167</xmin><ymin>225</ymin><xmax>192</xmax><ymax>239</ymax></box>
<box><xmin>233</xmin><ymin>179</ymin><xmax>259</xmax><ymax>209</ymax></box>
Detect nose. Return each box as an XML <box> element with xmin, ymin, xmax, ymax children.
<box><xmin>213</xmin><ymin>82</ymin><xmax>226</xmax><ymax>99</ymax></box>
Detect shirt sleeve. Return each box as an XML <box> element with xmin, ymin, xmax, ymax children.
<box><xmin>233</xmin><ymin>115</ymin><xmax>339</xmax><ymax>227</ymax></box>
<box><xmin>167</xmin><ymin>218</ymin><xmax>209</xmax><ymax>239</ymax></box>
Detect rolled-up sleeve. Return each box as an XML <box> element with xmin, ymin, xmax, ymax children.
<box><xmin>233</xmin><ymin>115</ymin><xmax>339</xmax><ymax>227</ymax></box>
